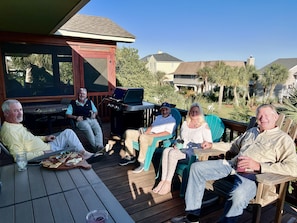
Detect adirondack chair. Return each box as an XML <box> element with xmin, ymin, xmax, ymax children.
<box><xmin>0</xmin><ymin>141</ymin><xmax>14</xmax><ymax>166</ymax></box>
<box><xmin>132</xmin><ymin>108</ymin><xmax>182</xmax><ymax>171</ymax></box>
<box><xmin>176</xmin><ymin>114</ymin><xmax>225</xmax><ymax>197</ymax></box>
<box><xmin>195</xmin><ymin>113</ymin><xmax>297</xmax><ymax>223</ymax></box>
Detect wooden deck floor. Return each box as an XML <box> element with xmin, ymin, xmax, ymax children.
<box><xmin>90</xmin><ymin>123</ymin><xmax>297</xmax><ymax>223</ymax></box>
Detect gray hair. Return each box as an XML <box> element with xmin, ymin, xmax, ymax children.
<box><xmin>79</xmin><ymin>88</ymin><xmax>87</xmax><ymax>93</ymax></box>
<box><xmin>2</xmin><ymin>99</ymin><xmax>21</xmax><ymax>113</ymax></box>
<box><xmin>256</xmin><ymin>104</ymin><xmax>278</xmax><ymax>116</ymax></box>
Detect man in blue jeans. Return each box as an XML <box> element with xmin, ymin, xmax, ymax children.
<box><xmin>171</xmin><ymin>104</ymin><xmax>297</xmax><ymax>223</ymax></box>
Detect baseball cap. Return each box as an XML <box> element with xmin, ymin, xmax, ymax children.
<box><xmin>160</xmin><ymin>102</ymin><xmax>171</xmax><ymax>110</ymax></box>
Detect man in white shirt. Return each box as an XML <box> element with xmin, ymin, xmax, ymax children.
<box><xmin>119</xmin><ymin>102</ymin><xmax>176</xmax><ymax>173</ymax></box>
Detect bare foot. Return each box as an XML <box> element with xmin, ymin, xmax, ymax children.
<box><xmin>153</xmin><ymin>180</ymin><xmax>165</xmax><ymax>193</ymax></box>
<box><xmin>158</xmin><ymin>181</ymin><xmax>171</xmax><ymax>195</ymax></box>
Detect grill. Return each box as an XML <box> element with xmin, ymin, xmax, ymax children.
<box><xmin>106</xmin><ymin>87</ymin><xmax>154</xmax><ymax>136</ymax></box>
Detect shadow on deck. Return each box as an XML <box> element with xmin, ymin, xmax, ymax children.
<box><xmin>86</xmin><ymin>122</ymin><xmax>297</xmax><ymax>223</ymax></box>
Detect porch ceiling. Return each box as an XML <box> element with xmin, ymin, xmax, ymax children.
<box><xmin>0</xmin><ymin>0</ymin><xmax>89</xmax><ymax>35</ymax></box>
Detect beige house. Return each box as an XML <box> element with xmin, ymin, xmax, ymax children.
<box><xmin>141</xmin><ymin>51</ymin><xmax>183</xmax><ymax>82</ymax></box>
<box><xmin>173</xmin><ymin>57</ymin><xmax>255</xmax><ymax>92</ymax></box>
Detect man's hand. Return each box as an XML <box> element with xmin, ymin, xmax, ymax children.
<box><xmin>201</xmin><ymin>141</ymin><xmax>212</xmax><ymax>149</ymax></box>
<box><xmin>45</xmin><ymin>135</ymin><xmax>56</xmax><ymax>142</ymax></box>
<box><xmin>90</xmin><ymin>111</ymin><xmax>96</xmax><ymax>119</ymax></box>
<box><xmin>237</xmin><ymin>156</ymin><xmax>261</xmax><ymax>172</ymax></box>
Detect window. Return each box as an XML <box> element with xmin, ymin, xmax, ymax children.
<box><xmin>2</xmin><ymin>43</ymin><xmax>74</xmax><ymax>98</ymax></box>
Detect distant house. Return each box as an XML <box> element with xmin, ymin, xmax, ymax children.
<box><xmin>257</xmin><ymin>58</ymin><xmax>297</xmax><ymax>100</ymax></box>
<box><xmin>141</xmin><ymin>51</ymin><xmax>183</xmax><ymax>82</ymax></box>
<box><xmin>173</xmin><ymin>57</ymin><xmax>255</xmax><ymax>92</ymax></box>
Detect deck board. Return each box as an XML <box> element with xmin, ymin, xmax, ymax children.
<box><xmin>83</xmin><ymin>123</ymin><xmax>297</xmax><ymax>222</ymax></box>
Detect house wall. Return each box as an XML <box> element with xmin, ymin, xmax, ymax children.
<box><xmin>173</xmin><ymin>75</ymin><xmax>204</xmax><ymax>93</ymax></box>
<box><xmin>145</xmin><ymin>56</ymin><xmax>181</xmax><ymax>74</ymax></box>
<box><xmin>156</xmin><ymin>61</ymin><xmax>181</xmax><ymax>74</ymax></box>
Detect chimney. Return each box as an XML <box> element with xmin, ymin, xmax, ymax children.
<box><xmin>247</xmin><ymin>56</ymin><xmax>255</xmax><ymax>66</ymax></box>
<box><xmin>157</xmin><ymin>50</ymin><xmax>163</xmax><ymax>54</ymax></box>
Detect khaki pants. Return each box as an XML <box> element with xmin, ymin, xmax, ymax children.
<box><xmin>124</xmin><ymin>129</ymin><xmax>156</xmax><ymax>163</ymax></box>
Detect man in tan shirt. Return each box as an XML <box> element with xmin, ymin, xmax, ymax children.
<box><xmin>172</xmin><ymin>104</ymin><xmax>297</xmax><ymax>223</ymax></box>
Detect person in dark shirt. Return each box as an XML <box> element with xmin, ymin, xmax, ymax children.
<box><xmin>66</xmin><ymin>88</ymin><xmax>104</xmax><ymax>152</ymax></box>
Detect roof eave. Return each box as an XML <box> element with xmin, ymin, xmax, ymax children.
<box><xmin>55</xmin><ymin>30</ymin><xmax>135</xmax><ymax>43</ymax></box>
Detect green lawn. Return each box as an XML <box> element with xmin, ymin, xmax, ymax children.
<box><xmin>199</xmin><ymin>102</ymin><xmax>257</xmax><ymax>122</ymax></box>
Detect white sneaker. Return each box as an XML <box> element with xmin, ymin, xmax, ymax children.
<box><xmin>132</xmin><ymin>162</ymin><xmax>144</xmax><ymax>173</ymax></box>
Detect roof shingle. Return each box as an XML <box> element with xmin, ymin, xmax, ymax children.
<box><xmin>58</xmin><ymin>14</ymin><xmax>135</xmax><ymax>40</ymax></box>
<box><xmin>174</xmin><ymin>61</ymin><xmax>246</xmax><ymax>75</ymax></box>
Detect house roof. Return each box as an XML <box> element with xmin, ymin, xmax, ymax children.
<box><xmin>0</xmin><ymin>0</ymin><xmax>89</xmax><ymax>35</ymax></box>
<box><xmin>141</xmin><ymin>52</ymin><xmax>183</xmax><ymax>62</ymax></box>
<box><xmin>259</xmin><ymin>58</ymin><xmax>297</xmax><ymax>72</ymax></box>
<box><xmin>174</xmin><ymin>61</ymin><xmax>246</xmax><ymax>75</ymax></box>
<box><xmin>56</xmin><ymin>14</ymin><xmax>135</xmax><ymax>43</ymax></box>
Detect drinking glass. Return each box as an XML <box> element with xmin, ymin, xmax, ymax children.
<box><xmin>15</xmin><ymin>152</ymin><xmax>27</xmax><ymax>171</ymax></box>
<box><xmin>86</xmin><ymin>209</ymin><xmax>108</xmax><ymax>223</ymax></box>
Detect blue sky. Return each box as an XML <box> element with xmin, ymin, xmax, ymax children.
<box><xmin>79</xmin><ymin>0</ymin><xmax>297</xmax><ymax>69</ymax></box>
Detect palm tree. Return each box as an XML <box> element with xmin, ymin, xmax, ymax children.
<box><xmin>197</xmin><ymin>66</ymin><xmax>212</xmax><ymax>94</ymax></box>
<box><xmin>210</xmin><ymin>62</ymin><xmax>232</xmax><ymax>110</ymax></box>
<box><xmin>260</xmin><ymin>63</ymin><xmax>289</xmax><ymax>101</ymax></box>
<box><xmin>282</xmin><ymin>87</ymin><xmax>297</xmax><ymax>121</ymax></box>
<box><xmin>227</xmin><ymin>66</ymin><xmax>242</xmax><ymax>107</ymax></box>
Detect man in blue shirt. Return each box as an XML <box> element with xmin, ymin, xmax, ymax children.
<box><xmin>119</xmin><ymin>102</ymin><xmax>176</xmax><ymax>173</ymax></box>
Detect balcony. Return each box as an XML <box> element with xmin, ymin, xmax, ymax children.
<box><xmin>4</xmin><ymin>99</ymin><xmax>296</xmax><ymax>223</ymax></box>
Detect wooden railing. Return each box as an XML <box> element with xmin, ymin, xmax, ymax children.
<box><xmin>89</xmin><ymin>93</ymin><xmax>249</xmax><ymax>143</ymax></box>
<box><xmin>220</xmin><ymin>118</ymin><xmax>248</xmax><ymax>141</ymax></box>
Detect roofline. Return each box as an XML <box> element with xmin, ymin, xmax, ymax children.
<box><xmin>55</xmin><ymin>30</ymin><xmax>135</xmax><ymax>43</ymax></box>
<box><xmin>50</xmin><ymin>0</ymin><xmax>90</xmax><ymax>34</ymax></box>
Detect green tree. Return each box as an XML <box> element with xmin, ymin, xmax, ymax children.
<box><xmin>260</xmin><ymin>63</ymin><xmax>289</xmax><ymax>100</ymax></box>
<box><xmin>244</xmin><ymin>65</ymin><xmax>258</xmax><ymax>100</ymax></box>
<box><xmin>281</xmin><ymin>87</ymin><xmax>297</xmax><ymax>121</ymax></box>
<box><xmin>210</xmin><ymin>62</ymin><xmax>232</xmax><ymax>110</ymax></box>
<box><xmin>116</xmin><ymin>47</ymin><xmax>155</xmax><ymax>98</ymax></box>
<box><xmin>116</xmin><ymin>47</ymin><xmax>186</xmax><ymax>107</ymax></box>
<box><xmin>227</xmin><ymin>65</ymin><xmax>256</xmax><ymax>107</ymax></box>
<box><xmin>155</xmin><ymin>71</ymin><xmax>167</xmax><ymax>86</ymax></box>
<box><xmin>197</xmin><ymin>66</ymin><xmax>212</xmax><ymax>94</ymax></box>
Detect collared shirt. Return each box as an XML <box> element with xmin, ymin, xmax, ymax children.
<box><xmin>229</xmin><ymin>127</ymin><xmax>297</xmax><ymax>177</ymax></box>
<box><xmin>0</xmin><ymin>122</ymin><xmax>50</xmax><ymax>160</ymax></box>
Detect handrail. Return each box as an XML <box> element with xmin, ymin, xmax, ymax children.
<box><xmin>87</xmin><ymin>94</ymin><xmax>249</xmax><ymax>143</ymax></box>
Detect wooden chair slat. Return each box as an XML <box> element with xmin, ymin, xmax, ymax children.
<box><xmin>276</xmin><ymin>113</ymin><xmax>285</xmax><ymax>128</ymax></box>
<box><xmin>281</xmin><ymin>118</ymin><xmax>293</xmax><ymax>133</ymax></box>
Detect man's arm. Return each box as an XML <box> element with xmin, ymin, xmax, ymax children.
<box><xmin>65</xmin><ymin>104</ymin><xmax>78</xmax><ymax>120</ymax></box>
<box><xmin>143</xmin><ymin>126</ymin><xmax>170</xmax><ymax>136</ymax></box>
<box><xmin>260</xmin><ymin>137</ymin><xmax>297</xmax><ymax>177</ymax></box>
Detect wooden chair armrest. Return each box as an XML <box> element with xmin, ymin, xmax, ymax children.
<box><xmin>256</xmin><ymin>173</ymin><xmax>296</xmax><ymax>185</ymax></box>
<box><xmin>195</xmin><ymin>148</ymin><xmax>226</xmax><ymax>161</ymax></box>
